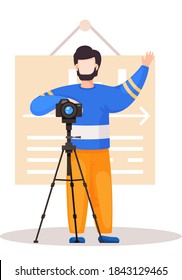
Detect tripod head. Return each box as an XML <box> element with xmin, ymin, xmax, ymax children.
<box><xmin>63</xmin><ymin>123</ymin><xmax>81</xmax><ymax>152</ymax></box>
<box><xmin>60</xmin><ymin>123</ymin><xmax>81</xmax><ymax>176</ymax></box>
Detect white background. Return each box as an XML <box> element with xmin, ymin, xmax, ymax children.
<box><xmin>0</xmin><ymin>0</ymin><xmax>182</xmax><ymax>279</ymax></box>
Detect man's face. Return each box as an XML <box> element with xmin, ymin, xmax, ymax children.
<box><xmin>75</xmin><ymin>57</ymin><xmax>99</xmax><ymax>81</ymax></box>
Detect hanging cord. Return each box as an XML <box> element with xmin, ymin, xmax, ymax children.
<box><xmin>90</xmin><ymin>25</ymin><xmax>120</xmax><ymax>55</ymax></box>
<box><xmin>50</xmin><ymin>20</ymin><xmax>120</xmax><ymax>56</ymax></box>
<box><xmin>50</xmin><ymin>26</ymin><xmax>80</xmax><ymax>56</ymax></box>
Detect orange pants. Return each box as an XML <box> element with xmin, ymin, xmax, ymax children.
<box><xmin>66</xmin><ymin>149</ymin><xmax>112</xmax><ymax>233</ymax></box>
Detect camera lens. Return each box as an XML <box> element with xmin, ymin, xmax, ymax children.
<box><xmin>64</xmin><ymin>106</ymin><xmax>74</xmax><ymax>115</ymax></box>
<box><xmin>61</xmin><ymin>102</ymin><xmax>77</xmax><ymax>119</ymax></box>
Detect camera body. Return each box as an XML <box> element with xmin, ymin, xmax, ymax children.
<box><xmin>56</xmin><ymin>99</ymin><xmax>82</xmax><ymax>123</ymax></box>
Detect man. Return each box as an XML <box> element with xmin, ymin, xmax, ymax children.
<box><xmin>30</xmin><ymin>46</ymin><xmax>154</xmax><ymax>243</ymax></box>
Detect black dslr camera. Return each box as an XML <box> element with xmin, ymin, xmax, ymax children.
<box><xmin>56</xmin><ymin>99</ymin><xmax>82</xmax><ymax>123</ymax></box>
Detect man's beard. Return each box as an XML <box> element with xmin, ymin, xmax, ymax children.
<box><xmin>77</xmin><ymin>68</ymin><xmax>98</xmax><ymax>81</ymax></box>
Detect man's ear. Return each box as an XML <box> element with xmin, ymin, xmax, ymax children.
<box><xmin>95</xmin><ymin>64</ymin><xmax>99</xmax><ymax>70</ymax></box>
<box><xmin>75</xmin><ymin>64</ymin><xmax>79</xmax><ymax>71</ymax></box>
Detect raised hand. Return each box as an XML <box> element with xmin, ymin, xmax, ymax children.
<box><xmin>142</xmin><ymin>52</ymin><xmax>154</xmax><ymax>66</ymax></box>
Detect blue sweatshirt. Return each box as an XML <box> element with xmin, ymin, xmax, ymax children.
<box><xmin>30</xmin><ymin>65</ymin><xmax>149</xmax><ymax>150</ymax></box>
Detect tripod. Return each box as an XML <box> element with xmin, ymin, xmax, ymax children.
<box><xmin>34</xmin><ymin>122</ymin><xmax>104</xmax><ymax>243</ymax></box>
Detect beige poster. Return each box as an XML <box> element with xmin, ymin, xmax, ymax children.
<box><xmin>15</xmin><ymin>55</ymin><xmax>155</xmax><ymax>185</ymax></box>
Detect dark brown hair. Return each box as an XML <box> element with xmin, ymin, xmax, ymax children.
<box><xmin>73</xmin><ymin>45</ymin><xmax>101</xmax><ymax>68</ymax></box>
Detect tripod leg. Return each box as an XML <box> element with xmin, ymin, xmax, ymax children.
<box><xmin>34</xmin><ymin>150</ymin><xmax>64</xmax><ymax>243</ymax></box>
<box><xmin>67</xmin><ymin>152</ymin><xmax>80</xmax><ymax>243</ymax></box>
<box><xmin>73</xmin><ymin>150</ymin><xmax>104</xmax><ymax>243</ymax></box>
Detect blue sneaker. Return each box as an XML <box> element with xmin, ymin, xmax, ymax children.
<box><xmin>69</xmin><ymin>237</ymin><xmax>85</xmax><ymax>243</ymax></box>
<box><xmin>98</xmin><ymin>235</ymin><xmax>120</xmax><ymax>243</ymax></box>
